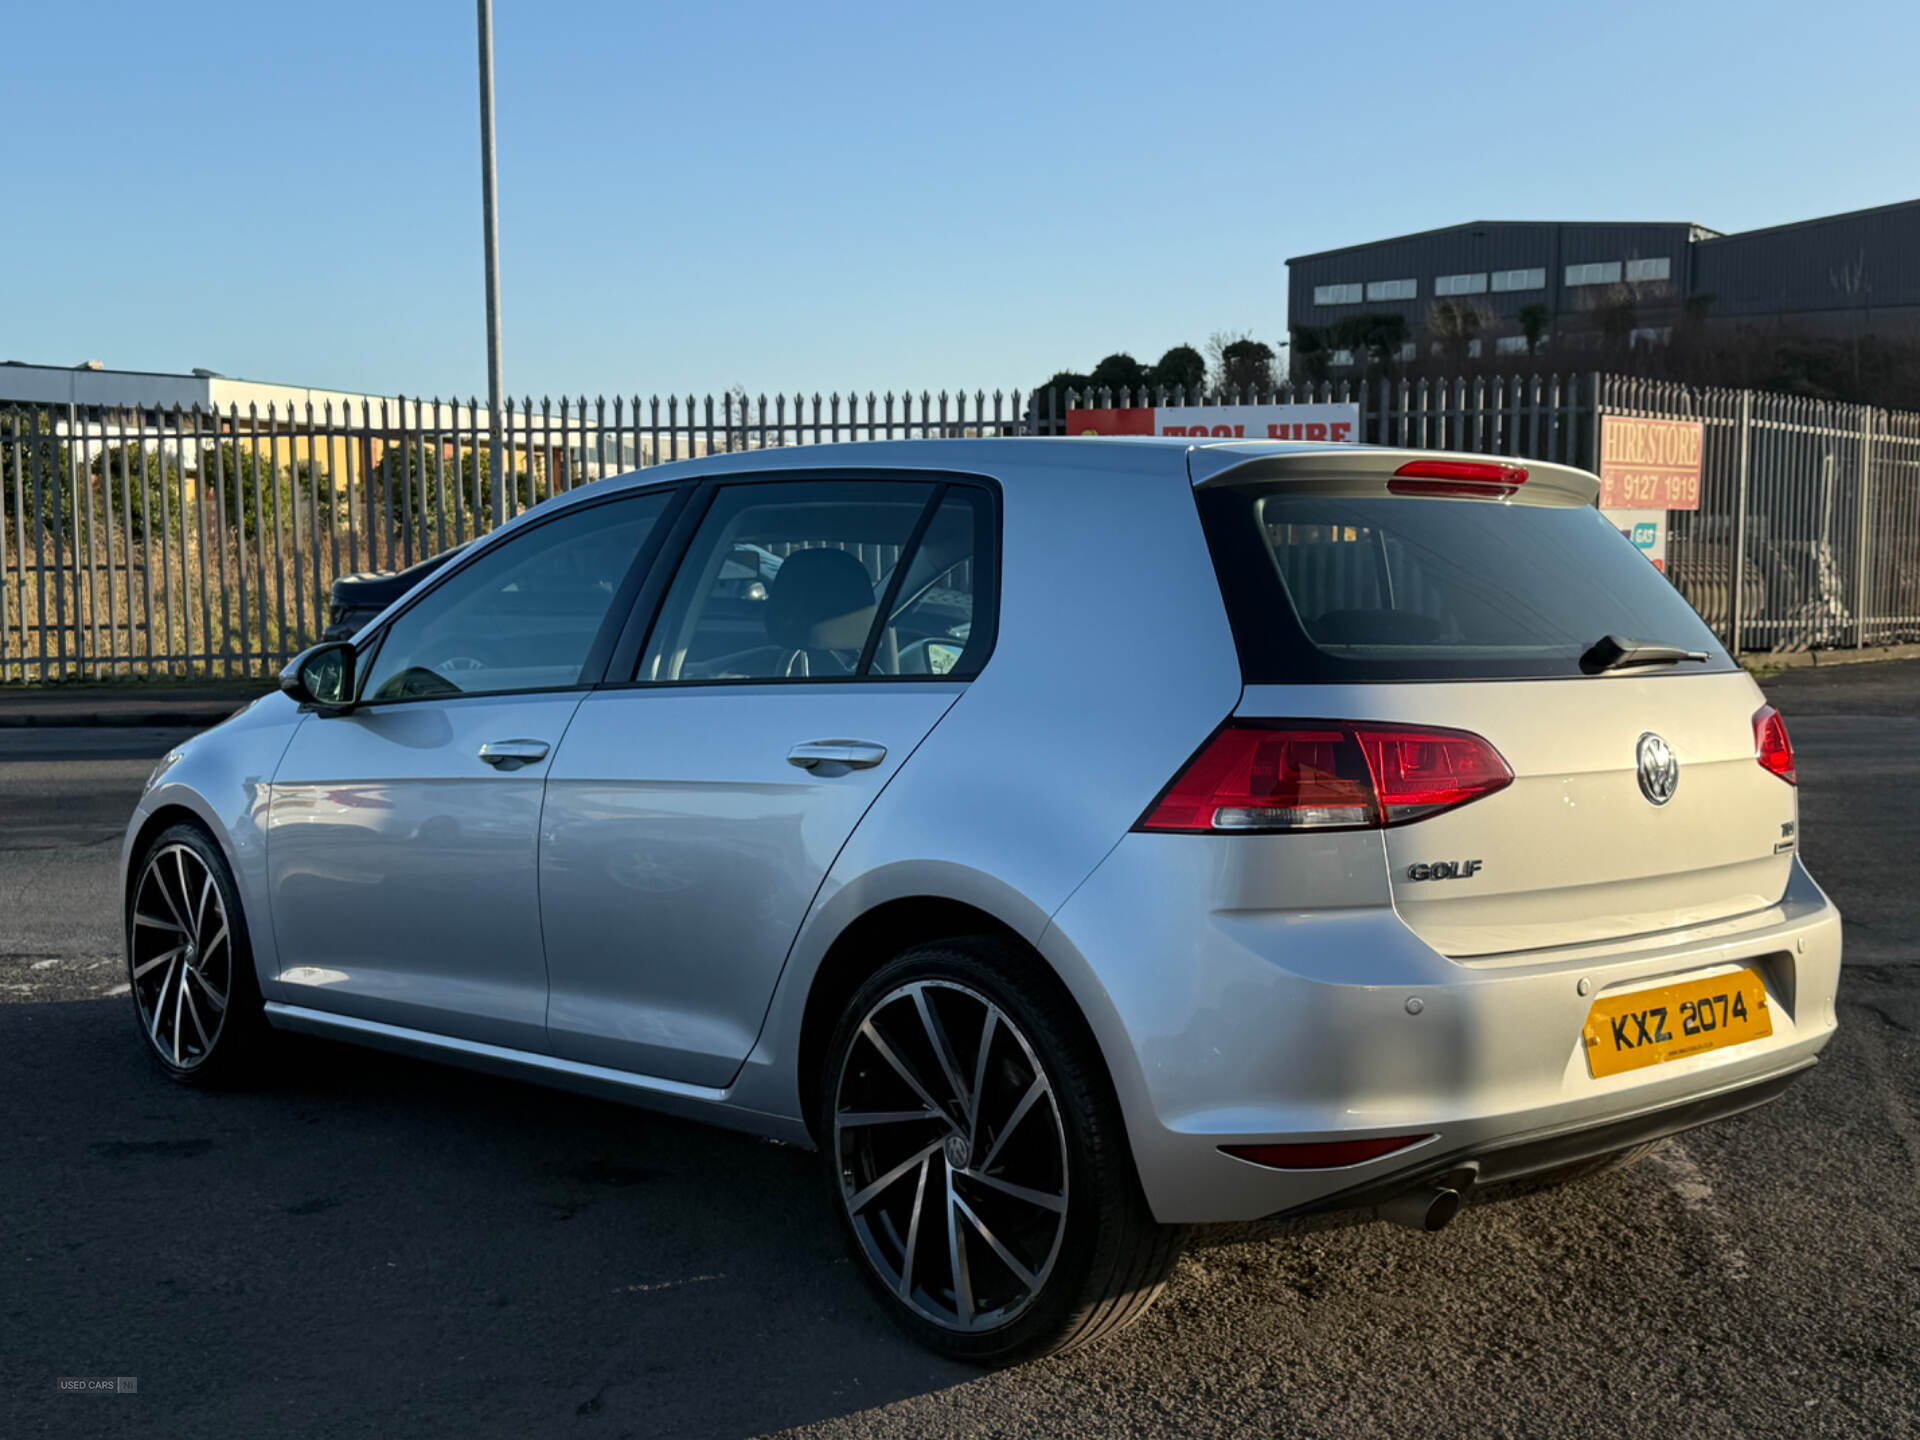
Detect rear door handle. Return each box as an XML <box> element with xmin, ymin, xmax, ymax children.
<box><xmin>787</xmin><ymin>740</ymin><xmax>887</xmax><ymax>771</ymax></box>
<box><xmin>478</xmin><ymin>739</ymin><xmax>551</xmax><ymax>769</ymax></box>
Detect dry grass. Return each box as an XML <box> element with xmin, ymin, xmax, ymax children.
<box><xmin>1</xmin><ymin>512</ymin><xmax>491</xmax><ymax>684</ymax></box>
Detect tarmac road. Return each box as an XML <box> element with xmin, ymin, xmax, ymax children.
<box><xmin>1</xmin><ymin>666</ymin><xmax>1915</xmax><ymax>1439</ymax></box>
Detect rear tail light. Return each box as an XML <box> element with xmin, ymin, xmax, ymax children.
<box><xmin>1754</xmin><ymin>704</ymin><xmax>1796</xmax><ymax>785</ymax></box>
<box><xmin>1222</xmin><ymin>1135</ymin><xmax>1432</xmax><ymax>1170</ymax></box>
<box><xmin>1139</xmin><ymin>722</ymin><xmax>1513</xmax><ymax>833</ymax></box>
<box><xmin>1388</xmin><ymin>458</ymin><xmax>1528</xmax><ymax>498</ymax></box>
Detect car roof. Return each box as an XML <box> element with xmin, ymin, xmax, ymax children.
<box><xmin>521</xmin><ymin>435</ymin><xmax>1597</xmax><ymax>523</ymax></box>
<box><xmin>584</xmin><ymin>435</ymin><xmax>1370</xmax><ymax>493</ymax></box>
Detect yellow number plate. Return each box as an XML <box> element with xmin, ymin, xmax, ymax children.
<box><xmin>1582</xmin><ymin>967</ymin><xmax>1773</xmax><ymax>1078</ymax></box>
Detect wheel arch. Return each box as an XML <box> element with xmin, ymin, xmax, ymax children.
<box><xmin>122</xmin><ymin>785</ymin><xmax>281</xmax><ymax>996</ymax></box>
<box><xmin>124</xmin><ymin>797</ymin><xmax>230</xmax><ymax>902</ymax></box>
<box><xmin>796</xmin><ymin>895</ymin><xmax>1026</xmax><ymax>1143</ymax></box>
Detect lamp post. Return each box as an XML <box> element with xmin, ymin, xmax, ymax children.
<box><xmin>476</xmin><ymin>0</ymin><xmax>506</xmax><ymax>526</ymax></box>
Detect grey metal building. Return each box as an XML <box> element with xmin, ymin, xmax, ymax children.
<box><xmin>1286</xmin><ymin>199</ymin><xmax>1920</xmax><ymax>372</ymax></box>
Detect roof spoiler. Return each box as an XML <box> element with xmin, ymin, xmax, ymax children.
<box><xmin>1185</xmin><ymin>443</ymin><xmax>1602</xmax><ymax>507</ymax></box>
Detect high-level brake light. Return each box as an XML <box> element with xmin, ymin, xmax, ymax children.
<box><xmin>1388</xmin><ymin>459</ymin><xmax>1528</xmax><ymax>498</ymax></box>
<box><xmin>1754</xmin><ymin>704</ymin><xmax>1796</xmax><ymax>785</ymax></box>
<box><xmin>1138</xmin><ymin>722</ymin><xmax>1514</xmax><ymax>833</ymax></box>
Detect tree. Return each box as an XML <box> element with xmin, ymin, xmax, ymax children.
<box><xmin>198</xmin><ymin>442</ymin><xmax>337</xmax><ymax>543</ymax></box>
<box><xmin>1290</xmin><ymin>327</ymin><xmax>1333</xmax><ymax>384</ymax></box>
<box><xmin>1024</xmin><ymin>371</ymin><xmax>1094</xmax><ymax>432</ymax></box>
<box><xmin>1088</xmin><ymin>352</ymin><xmax>1149</xmax><ymax>397</ymax></box>
<box><xmin>1428</xmin><ymin>300</ymin><xmax>1484</xmax><ymax>367</ymax></box>
<box><xmin>1208</xmin><ymin>332</ymin><xmax>1277</xmax><ymax>394</ymax></box>
<box><xmin>1331</xmin><ymin>313</ymin><xmax>1408</xmax><ymax>377</ymax></box>
<box><xmin>374</xmin><ymin>439</ymin><xmax>543</xmax><ymax>539</ymax></box>
<box><xmin>1518</xmin><ymin>304</ymin><xmax>1550</xmax><ymax>356</ymax></box>
<box><xmin>91</xmin><ymin>443</ymin><xmax>184</xmax><ymax>545</ymax></box>
<box><xmin>1149</xmin><ymin>344</ymin><xmax>1206</xmax><ymax>396</ymax></box>
<box><xmin>723</xmin><ymin>385</ymin><xmax>774</xmax><ymax>452</ymax></box>
<box><xmin>1588</xmin><ymin>287</ymin><xmax>1639</xmax><ymax>348</ymax></box>
<box><xmin>0</xmin><ymin>408</ymin><xmax>71</xmax><ymax>535</ymax></box>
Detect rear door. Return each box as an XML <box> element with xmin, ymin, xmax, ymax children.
<box><xmin>1196</xmin><ymin>450</ymin><xmax>1797</xmax><ymax>958</ymax></box>
<box><xmin>540</xmin><ymin>476</ymin><xmax>996</xmax><ymax>1086</ymax></box>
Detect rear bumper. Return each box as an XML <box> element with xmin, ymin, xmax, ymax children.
<box><xmin>1043</xmin><ymin>837</ymin><xmax>1842</xmax><ymax>1225</ymax></box>
<box><xmin>1282</xmin><ymin>1058</ymin><xmax>1811</xmax><ymax>1220</ymax></box>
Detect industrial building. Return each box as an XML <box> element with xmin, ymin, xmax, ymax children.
<box><xmin>1285</xmin><ymin>199</ymin><xmax>1920</xmax><ymax>372</ymax></box>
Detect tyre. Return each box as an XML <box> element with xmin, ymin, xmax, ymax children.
<box><xmin>125</xmin><ymin>822</ymin><xmax>268</xmax><ymax>1087</ymax></box>
<box><xmin>820</xmin><ymin>937</ymin><xmax>1182</xmax><ymax>1363</ymax></box>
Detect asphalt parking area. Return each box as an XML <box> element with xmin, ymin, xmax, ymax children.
<box><xmin>1</xmin><ymin>664</ymin><xmax>1915</xmax><ymax>1439</ymax></box>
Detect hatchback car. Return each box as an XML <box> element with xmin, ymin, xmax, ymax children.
<box><xmin>122</xmin><ymin>437</ymin><xmax>1841</xmax><ymax>1362</ymax></box>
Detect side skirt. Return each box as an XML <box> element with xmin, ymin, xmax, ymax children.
<box><xmin>263</xmin><ymin>1002</ymin><xmax>814</xmax><ymax>1146</ymax></box>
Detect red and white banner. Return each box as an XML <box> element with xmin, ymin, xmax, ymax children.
<box><xmin>1065</xmin><ymin>402</ymin><xmax>1361</xmax><ymax>443</ymax></box>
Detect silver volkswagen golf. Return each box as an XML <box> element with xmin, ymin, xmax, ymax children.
<box><xmin>121</xmin><ymin>437</ymin><xmax>1841</xmax><ymax>1361</ymax></box>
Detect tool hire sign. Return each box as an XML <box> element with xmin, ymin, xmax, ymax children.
<box><xmin>1066</xmin><ymin>402</ymin><xmax>1361</xmax><ymax>442</ymax></box>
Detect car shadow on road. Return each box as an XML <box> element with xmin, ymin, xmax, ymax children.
<box><xmin>3</xmin><ymin>999</ymin><xmax>986</xmax><ymax>1439</ymax></box>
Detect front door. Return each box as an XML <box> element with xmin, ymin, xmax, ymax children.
<box><xmin>266</xmin><ymin>488</ymin><xmax>675</xmax><ymax>1050</ymax></box>
<box><xmin>540</xmin><ymin>478</ymin><xmax>994</xmax><ymax>1086</ymax></box>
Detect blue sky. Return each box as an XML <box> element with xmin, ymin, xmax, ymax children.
<box><xmin>4</xmin><ymin>0</ymin><xmax>1915</xmax><ymax>401</ymax></box>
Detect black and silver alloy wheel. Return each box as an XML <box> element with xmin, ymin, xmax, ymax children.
<box><xmin>823</xmin><ymin>939</ymin><xmax>1183</xmax><ymax>1363</ymax></box>
<box><xmin>834</xmin><ymin>979</ymin><xmax>1069</xmax><ymax>1333</ymax></box>
<box><xmin>126</xmin><ymin>824</ymin><xmax>263</xmax><ymax>1085</ymax></box>
<box><xmin>130</xmin><ymin>842</ymin><xmax>233</xmax><ymax>1069</ymax></box>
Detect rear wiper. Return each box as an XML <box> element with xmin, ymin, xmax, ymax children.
<box><xmin>1580</xmin><ymin>634</ymin><xmax>1711</xmax><ymax>674</ymax></box>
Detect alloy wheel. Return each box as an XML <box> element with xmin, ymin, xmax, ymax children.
<box><xmin>129</xmin><ymin>843</ymin><xmax>233</xmax><ymax>1070</ymax></box>
<box><xmin>833</xmin><ymin>980</ymin><xmax>1069</xmax><ymax>1332</ymax></box>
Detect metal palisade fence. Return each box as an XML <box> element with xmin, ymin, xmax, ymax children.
<box><xmin>1</xmin><ymin>375</ymin><xmax>1916</xmax><ymax>683</ymax></box>
<box><xmin>1600</xmin><ymin>376</ymin><xmax>1920</xmax><ymax>654</ymax></box>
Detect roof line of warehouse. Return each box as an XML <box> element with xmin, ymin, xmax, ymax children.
<box><xmin>1287</xmin><ymin>197</ymin><xmax>1920</xmax><ymax>266</ymax></box>
<box><xmin>1690</xmin><ymin>196</ymin><xmax>1920</xmax><ymax>246</ymax></box>
<box><xmin>1286</xmin><ymin>219</ymin><xmax>1704</xmax><ymax>266</ymax></box>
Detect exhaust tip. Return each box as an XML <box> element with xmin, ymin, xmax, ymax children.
<box><xmin>1376</xmin><ymin>1186</ymin><xmax>1461</xmax><ymax>1233</ymax></box>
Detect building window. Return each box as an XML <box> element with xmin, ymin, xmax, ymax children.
<box><xmin>1625</xmin><ymin>257</ymin><xmax>1671</xmax><ymax>283</ymax></box>
<box><xmin>1565</xmin><ymin>261</ymin><xmax>1623</xmax><ymax>287</ymax></box>
<box><xmin>1397</xmin><ymin>342</ymin><xmax>1417</xmax><ymax>362</ymax></box>
<box><xmin>1434</xmin><ymin>272</ymin><xmax>1488</xmax><ymax>296</ymax></box>
<box><xmin>1330</xmin><ymin>349</ymin><xmax>1356</xmax><ymax>367</ymax></box>
<box><xmin>1314</xmin><ymin>283</ymin><xmax>1364</xmax><ymax>306</ymax></box>
<box><xmin>1466</xmin><ymin>339</ymin><xmax>1482</xmax><ymax>358</ymax></box>
<box><xmin>1366</xmin><ymin>278</ymin><xmax>1417</xmax><ymax>302</ymax></box>
<box><xmin>1629</xmin><ymin>326</ymin><xmax>1673</xmax><ymax>349</ymax></box>
<box><xmin>1490</xmin><ymin>268</ymin><xmax>1546</xmax><ymax>293</ymax></box>
<box><xmin>1494</xmin><ymin>335</ymin><xmax>1532</xmax><ymax>355</ymax></box>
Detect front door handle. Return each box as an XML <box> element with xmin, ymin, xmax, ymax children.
<box><xmin>787</xmin><ymin>739</ymin><xmax>887</xmax><ymax>771</ymax></box>
<box><xmin>478</xmin><ymin>738</ymin><xmax>551</xmax><ymax>769</ymax></box>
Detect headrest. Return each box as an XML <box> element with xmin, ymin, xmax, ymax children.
<box><xmin>765</xmin><ymin>547</ymin><xmax>876</xmax><ymax>652</ymax></box>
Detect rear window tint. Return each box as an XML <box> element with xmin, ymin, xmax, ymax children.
<box><xmin>1195</xmin><ymin>488</ymin><xmax>1734</xmax><ymax>682</ymax></box>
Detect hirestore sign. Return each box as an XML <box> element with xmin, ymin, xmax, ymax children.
<box><xmin>1066</xmin><ymin>403</ymin><xmax>1361</xmax><ymax>443</ymax></box>
<box><xmin>1600</xmin><ymin>415</ymin><xmax>1703</xmax><ymax>510</ymax></box>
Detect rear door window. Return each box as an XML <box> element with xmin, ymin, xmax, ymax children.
<box><xmin>635</xmin><ymin>479</ymin><xmax>995</xmax><ymax>683</ymax></box>
<box><xmin>1196</xmin><ymin>487</ymin><xmax>1734</xmax><ymax>682</ymax></box>
<box><xmin>867</xmin><ymin>491</ymin><xmax>986</xmax><ymax>676</ymax></box>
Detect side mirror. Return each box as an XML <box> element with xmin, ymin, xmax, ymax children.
<box><xmin>280</xmin><ymin>641</ymin><xmax>357</xmax><ymax>712</ymax></box>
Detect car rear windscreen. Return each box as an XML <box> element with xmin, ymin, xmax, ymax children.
<box><xmin>1195</xmin><ymin>486</ymin><xmax>1734</xmax><ymax>682</ymax></box>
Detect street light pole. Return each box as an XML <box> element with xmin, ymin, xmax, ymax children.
<box><xmin>476</xmin><ymin>0</ymin><xmax>506</xmax><ymax>527</ymax></box>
